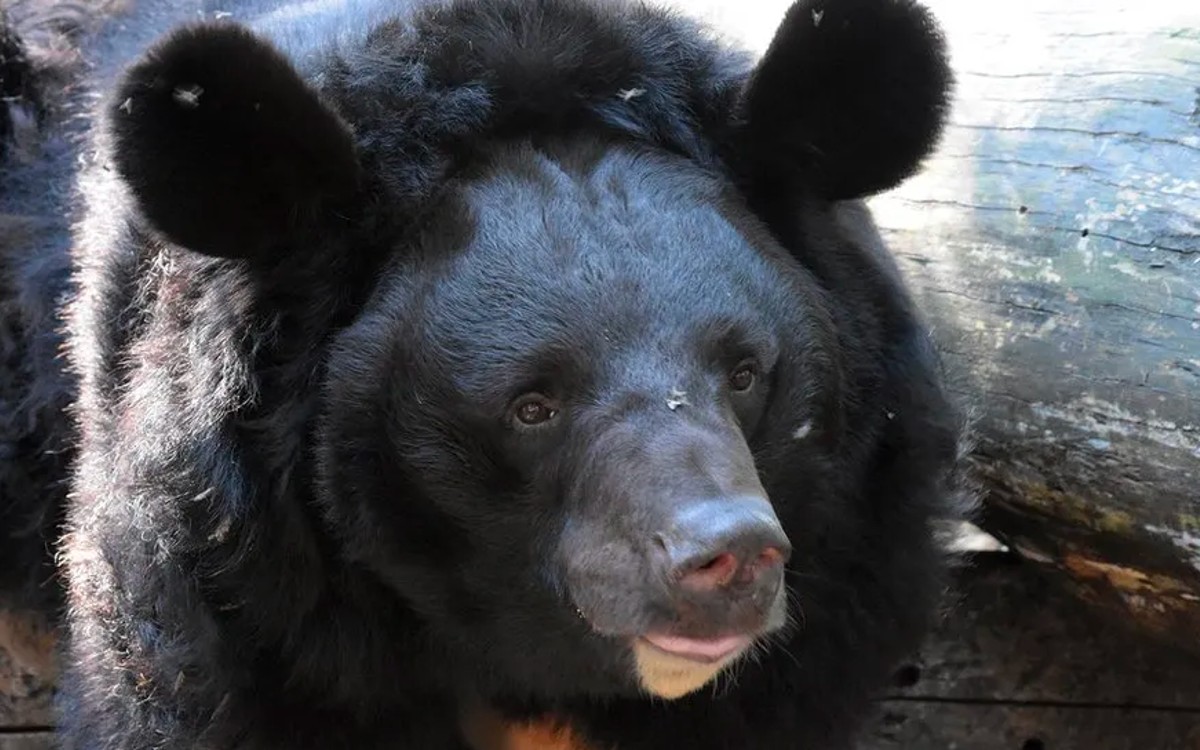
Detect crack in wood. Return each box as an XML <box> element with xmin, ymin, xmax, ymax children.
<box><xmin>949</xmin><ymin>123</ymin><xmax>1200</xmax><ymax>153</ymax></box>
<box><xmin>880</xmin><ymin>695</ymin><xmax>1200</xmax><ymax>715</ymax></box>
<box><xmin>1095</xmin><ymin>300</ymin><xmax>1200</xmax><ymax>323</ymax></box>
<box><xmin>1081</xmin><ymin>231</ymin><xmax>1197</xmax><ymax>256</ymax></box>
<box><xmin>936</xmin><ymin>154</ymin><xmax>1102</xmax><ymax>173</ymax></box>
<box><xmin>976</xmin><ymin>95</ymin><xmax>1186</xmax><ymax>112</ymax></box>
<box><xmin>924</xmin><ymin>287</ymin><xmax>1060</xmax><ymax>316</ymax></box>
<box><xmin>1043</xmin><ymin>30</ymin><xmax>1197</xmax><ymax>40</ymax></box>
<box><xmin>959</xmin><ymin>70</ymin><xmax>1197</xmax><ymax>84</ymax></box>
<box><xmin>890</xmin><ymin>197</ymin><xmax>1018</xmax><ymax>213</ymax></box>
<box><xmin>913</xmin><ymin>158</ymin><xmax>1200</xmax><ymax>208</ymax></box>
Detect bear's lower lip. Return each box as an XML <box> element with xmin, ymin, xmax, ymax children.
<box><xmin>638</xmin><ymin>632</ymin><xmax>753</xmax><ymax>664</ymax></box>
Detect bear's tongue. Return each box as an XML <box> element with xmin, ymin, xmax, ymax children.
<box><xmin>640</xmin><ymin>633</ymin><xmax>752</xmax><ymax>663</ymax></box>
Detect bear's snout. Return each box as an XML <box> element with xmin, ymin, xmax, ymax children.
<box><xmin>561</xmin><ymin>407</ymin><xmax>796</xmax><ymax>698</ymax></box>
<box><xmin>652</xmin><ymin>495</ymin><xmax>790</xmax><ymax>624</ymax></box>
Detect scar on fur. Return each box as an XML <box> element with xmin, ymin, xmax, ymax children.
<box><xmin>666</xmin><ymin>388</ymin><xmax>689</xmax><ymax>411</ymax></box>
<box><xmin>792</xmin><ymin>421</ymin><xmax>813</xmax><ymax>440</ymax></box>
<box><xmin>172</xmin><ymin>84</ymin><xmax>204</xmax><ymax>108</ymax></box>
<box><xmin>617</xmin><ymin>87</ymin><xmax>646</xmax><ymax>101</ymax></box>
<box><xmin>812</xmin><ymin>9</ymin><xmax>824</xmax><ymax>26</ymax></box>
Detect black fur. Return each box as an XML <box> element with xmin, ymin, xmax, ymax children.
<box><xmin>110</xmin><ymin>23</ymin><xmax>361</xmax><ymax>259</ymax></box>
<box><xmin>0</xmin><ymin>17</ymin><xmax>34</xmax><ymax>157</ymax></box>
<box><xmin>0</xmin><ymin>2</ymin><xmax>79</xmax><ymax>615</ymax></box>
<box><xmin>0</xmin><ymin>0</ymin><xmax>970</xmax><ymax>748</ymax></box>
<box><xmin>731</xmin><ymin>0</ymin><xmax>952</xmax><ymax>201</ymax></box>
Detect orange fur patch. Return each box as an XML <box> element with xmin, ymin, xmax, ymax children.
<box><xmin>462</xmin><ymin>706</ymin><xmax>596</xmax><ymax>750</ymax></box>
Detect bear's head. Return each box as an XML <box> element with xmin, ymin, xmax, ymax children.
<box><xmin>105</xmin><ymin>0</ymin><xmax>953</xmax><ymax>703</ymax></box>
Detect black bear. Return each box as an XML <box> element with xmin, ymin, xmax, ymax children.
<box><xmin>1</xmin><ymin>0</ymin><xmax>971</xmax><ymax>747</ymax></box>
<box><xmin>0</xmin><ymin>0</ymin><xmax>79</xmax><ymax>615</ymax></box>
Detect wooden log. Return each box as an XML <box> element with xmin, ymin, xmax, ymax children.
<box><xmin>678</xmin><ymin>0</ymin><xmax>1200</xmax><ymax>651</ymax></box>
<box><xmin>867</xmin><ymin>704</ymin><xmax>1200</xmax><ymax>750</ymax></box>
<box><xmin>0</xmin><ymin>734</ymin><xmax>53</xmax><ymax>750</ymax></box>
<box><xmin>860</xmin><ymin>556</ymin><xmax>1200</xmax><ymax>749</ymax></box>
<box><xmin>0</xmin><ymin>608</ymin><xmax>56</xmax><ymax>731</ymax></box>
<box><xmin>863</xmin><ymin>0</ymin><xmax>1200</xmax><ymax>653</ymax></box>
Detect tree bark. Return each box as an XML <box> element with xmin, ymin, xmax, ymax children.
<box><xmin>0</xmin><ymin>607</ymin><xmax>55</xmax><ymax>735</ymax></box>
<box><xmin>862</xmin><ymin>0</ymin><xmax>1200</xmax><ymax>652</ymax></box>
<box><xmin>861</xmin><ymin>557</ymin><xmax>1200</xmax><ymax>749</ymax></box>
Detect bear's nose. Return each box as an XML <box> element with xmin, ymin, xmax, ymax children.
<box><xmin>654</xmin><ymin>496</ymin><xmax>791</xmax><ymax>600</ymax></box>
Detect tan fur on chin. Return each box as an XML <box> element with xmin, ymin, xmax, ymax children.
<box><xmin>631</xmin><ymin>639</ymin><xmax>743</xmax><ymax>700</ymax></box>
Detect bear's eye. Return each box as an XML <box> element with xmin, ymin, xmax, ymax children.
<box><xmin>512</xmin><ymin>394</ymin><xmax>559</xmax><ymax>427</ymax></box>
<box><xmin>729</xmin><ymin>361</ymin><xmax>758</xmax><ymax>393</ymax></box>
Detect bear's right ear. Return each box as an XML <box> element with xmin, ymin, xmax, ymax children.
<box><xmin>728</xmin><ymin>0</ymin><xmax>952</xmax><ymax>202</ymax></box>
<box><xmin>109</xmin><ymin>23</ymin><xmax>360</xmax><ymax>260</ymax></box>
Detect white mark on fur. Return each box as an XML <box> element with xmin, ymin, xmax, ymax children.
<box><xmin>934</xmin><ymin>519</ymin><xmax>1009</xmax><ymax>554</ymax></box>
<box><xmin>618</xmin><ymin>87</ymin><xmax>647</xmax><ymax>101</ymax></box>
<box><xmin>885</xmin><ymin>410</ymin><xmax>897</xmax><ymax>420</ymax></box>
<box><xmin>119</xmin><ymin>97</ymin><xmax>133</xmax><ymax>114</ymax></box>
<box><xmin>792</xmin><ymin>421</ymin><xmax>813</xmax><ymax>440</ymax></box>
<box><xmin>812</xmin><ymin>9</ymin><xmax>824</xmax><ymax>26</ymax></box>
<box><xmin>666</xmin><ymin>389</ymin><xmax>690</xmax><ymax>411</ymax></box>
<box><xmin>208</xmin><ymin>516</ymin><xmax>233</xmax><ymax>544</ymax></box>
<box><xmin>173</xmin><ymin>84</ymin><xmax>204</xmax><ymax>108</ymax></box>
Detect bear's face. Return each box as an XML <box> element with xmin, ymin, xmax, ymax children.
<box><xmin>100</xmin><ymin>0</ymin><xmax>953</xmax><ymax>710</ymax></box>
<box><xmin>319</xmin><ymin>138</ymin><xmax>842</xmax><ymax>699</ymax></box>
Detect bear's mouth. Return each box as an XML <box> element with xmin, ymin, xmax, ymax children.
<box><xmin>628</xmin><ymin>631</ymin><xmax>755</xmax><ymax>700</ymax></box>
<box><xmin>568</xmin><ymin>568</ymin><xmax>792</xmax><ymax>699</ymax></box>
<box><xmin>637</xmin><ymin>632</ymin><xmax>752</xmax><ymax>664</ymax></box>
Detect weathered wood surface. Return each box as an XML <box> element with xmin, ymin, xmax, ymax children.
<box><xmin>868</xmin><ymin>705</ymin><xmax>1200</xmax><ymax>750</ymax></box>
<box><xmin>0</xmin><ymin>605</ymin><xmax>53</xmax><ymax>750</ymax></box>
<box><xmin>871</xmin><ymin>0</ymin><xmax>1200</xmax><ymax>653</ymax></box>
<box><xmin>0</xmin><ymin>734</ymin><xmax>52</xmax><ymax>750</ymax></box>
<box><xmin>0</xmin><ymin>608</ymin><xmax>55</xmax><ymax>731</ymax></box>
<box><xmin>861</xmin><ymin>555</ymin><xmax>1200</xmax><ymax>749</ymax></box>
<box><xmin>683</xmin><ymin>0</ymin><xmax>1200</xmax><ymax>651</ymax></box>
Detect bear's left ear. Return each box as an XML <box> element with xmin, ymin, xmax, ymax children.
<box><xmin>109</xmin><ymin>22</ymin><xmax>361</xmax><ymax>260</ymax></box>
<box><xmin>729</xmin><ymin>0</ymin><xmax>952</xmax><ymax>202</ymax></box>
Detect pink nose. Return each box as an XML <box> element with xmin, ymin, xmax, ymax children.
<box><xmin>677</xmin><ymin>547</ymin><xmax>786</xmax><ymax>592</ymax></box>
<box><xmin>654</xmin><ymin>495</ymin><xmax>792</xmax><ymax>604</ymax></box>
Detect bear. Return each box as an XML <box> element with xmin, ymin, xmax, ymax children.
<box><xmin>0</xmin><ymin>0</ymin><xmax>80</xmax><ymax>616</ymax></box>
<box><xmin>0</xmin><ymin>21</ymin><xmax>31</xmax><ymax>158</ymax></box>
<box><xmin>0</xmin><ymin>0</ymin><xmax>971</xmax><ymax>747</ymax></box>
